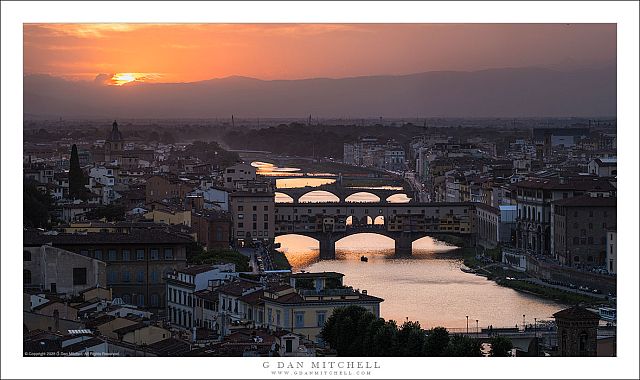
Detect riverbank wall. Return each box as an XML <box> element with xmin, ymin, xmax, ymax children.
<box><xmin>526</xmin><ymin>256</ymin><xmax>616</xmax><ymax>295</ymax></box>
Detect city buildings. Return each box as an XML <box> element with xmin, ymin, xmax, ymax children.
<box><xmin>24</xmin><ymin>229</ymin><xmax>192</xmax><ymax>311</ymax></box>
<box><xmin>551</xmin><ymin>195</ymin><xmax>616</xmax><ymax>267</ymax></box>
<box><xmin>229</xmin><ymin>183</ymin><xmax>275</xmax><ymax>247</ymax></box>
<box><xmin>23</xmin><ymin>245</ymin><xmax>107</xmax><ymax>298</ymax></box>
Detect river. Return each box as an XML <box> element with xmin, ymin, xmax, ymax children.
<box><xmin>263</xmin><ymin>162</ymin><xmax>567</xmax><ymax>328</ymax></box>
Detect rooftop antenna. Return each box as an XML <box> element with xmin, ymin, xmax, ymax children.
<box><xmin>308</xmin><ymin>114</ymin><xmax>312</xmax><ymax>126</ymax></box>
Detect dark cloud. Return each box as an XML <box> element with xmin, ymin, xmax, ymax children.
<box><xmin>94</xmin><ymin>73</ymin><xmax>114</xmax><ymax>85</ymax></box>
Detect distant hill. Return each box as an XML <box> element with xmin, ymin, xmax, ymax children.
<box><xmin>23</xmin><ymin>66</ymin><xmax>616</xmax><ymax>119</ymax></box>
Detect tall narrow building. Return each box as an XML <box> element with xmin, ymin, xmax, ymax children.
<box><xmin>104</xmin><ymin>120</ymin><xmax>124</xmax><ymax>163</ymax></box>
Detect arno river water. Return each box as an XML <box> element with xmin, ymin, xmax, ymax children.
<box><xmin>258</xmin><ymin>162</ymin><xmax>566</xmax><ymax>329</ymax></box>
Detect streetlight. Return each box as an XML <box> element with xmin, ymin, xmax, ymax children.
<box><xmin>523</xmin><ymin>314</ymin><xmax>526</xmax><ymax>331</ymax></box>
<box><xmin>466</xmin><ymin>316</ymin><xmax>469</xmax><ymax>334</ymax></box>
<box><xmin>476</xmin><ymin>319</ymin><xmax>479</xmax><ymax>338</ymax></box>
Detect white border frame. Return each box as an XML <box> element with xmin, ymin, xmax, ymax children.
<box><xmin>2</xmin><ymin>1</ymin><xmax>638</xmax><ymax>379</ymax></box>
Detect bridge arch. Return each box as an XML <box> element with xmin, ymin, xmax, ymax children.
<box><xmin>344</xmin><ymin>192</ymin><xmax>381</xmax><ymax>203</ymax></box>
<box><xmin>335</xmin><ymin>232</ymin><xmax>396</xmax><ymax>247</ymax></box>
<box><xmin>373</xmin><ymin>215</ymin><xmax>385</xmax><ymax>225</ymax></box>
<box><xmin>386</xmin><ymin>193</ymin><xmax>412</xmax><ymax>203</ymax></box>
<box><xmin>274</xmin><ymin>192</ymin><xmax>295</xmax><ymax>203</ymax></box>
<box><xmin>298</xmin><ymin>190</ymin><xmax>340</xmax><ymax>203</ymax></box>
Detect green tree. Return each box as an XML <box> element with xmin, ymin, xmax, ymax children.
<box><xmin>444</xmin><ymin>335</ymin><xmax>483</xmax><ymax>357</ymax></box>
<box><xmin>489</xmin><ymin>336</ymin><xmax>513</xmax><ymax>357</ymax></box>
<box><xmin>85</xmin><ymin>204</ymin><xmax>125</xmax><ymax>221</ymax></box>
<box><xmin>370</xmin><ymin>320</ymin><xmax>399</xmax><ymax>356</ymax></box>
<box><xmin>397</xmin><ymin>321</ymin><xmax>426</xmax><ymax>356</ymax></box>
<box><xmin>423</xmin><ymin>327</ymin><xmax>450</xmax><ymax>356</ymax></box>
<box><xmin>24</xmin><ymin>180</ymin><xmax>52</xmax><ymax>228</ymax></box>
<box><xmin>320</xmin><ymin>306</ymin><xmax>377</xmax><ymax>356</ymax></box>
<box><xmin>68</xmin><ymin>144</ymin><xmax>85</xmax><ymax>200</ymax></box>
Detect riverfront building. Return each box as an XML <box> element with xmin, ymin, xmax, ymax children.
<box><xmin>24</xmin><ymin>229</ymin><xmax>192</xmax><ymax>311</ymax></box>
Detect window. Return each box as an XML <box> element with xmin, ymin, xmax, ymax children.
<box><xmin>295</xmin><ymin>311</ymin><xmax>305</xmax><ymax>328</ymax></box>
<box><xmin>164</xmin><ymin>248</ymin><xmax>173</xmax><ymax>260</ymax></box>
<box><xmin>107</xmin><ymin>271</ymin><xmax>117</xmax><ymax>284</ymax></box>
<box><xmin>122</xmin><ymin>250</ymin><xmax>130</xmax><ymax>261</ymax></box>
<box><xmin>151</xmin><ymin>294</ymin><xmax>159</xmax><ymax>307</ymax></box>
<box><xmin>264</xmin><ymin>222</ymin><xmax>269</xmax><ymax>230</ymax></box>
<box><xmin>238</xmin><ymin>206</ymin><xmax>243</xmax><ymax>211</ymax></box>
<box><xmin>23</xmin><ymin>250</ymin><xmax>31</xmax><ymax>261</ymax></box>
<box><xmin>579</xmin><ymin>331</ymin><xmax>589</xmax><ymax>354</ymax></box>
<box><xmin>264</xmin><ymin>205</ymin><xmax>268</xmax><ymax>211</ymax></box>
<box><xmin>150</xmin><ymin>249</ymin><xmax>159</xmax><ymax>260</ymax></box>
<box><xmin>237</xmin><ymin>213</ymin><xmax>244</xmax><ymax>219</ymax></box>
<box><xmin>276</xmin><ymin>310</ymin><xmax>281</xmax><ymax>325</ymax></box>
<box><xmin>150</xmin><ymin>271</ymin><xmax>158</xmax><ymax>284</ymax></box>
<box><xmin>252</xmin><ymin>214</ymin><xmax>257</xmax><ymax>221</ymax></box>
<box><xmin>589</xmin><ymin>211</ymin><xmax>593</xmax><ymax>217</ymax></box>
<box><xmin>215</xmin><ymin>227</ymin><xmax>223</xmax><ymax>241</ymax></box>
<box><xmin>108</xmin><ymin>250</ymin><xmax>117</xmax><ymax>261</ymax></box>
<box><xmin>252</xmin><ymin>206</ymin><xmax>257</xmax><ymax>211</ymax></box>
<box><xmin>238</xmin><ymin>222</ymin><xmax>244</xmax><ymax>228</ymax></box>
<box><xmin>253</xmin><ymin>223</ymin><xmax>257</xmax><ymax>230</ymax></box>
<box><xmin>72</xmin><ymin>268</ymin><xmax>87</xmax><ymax>285</ymax></box>
<box><xmin>23</xmin><ymin>270</ymin><xmax>31</xmax><ymax>285</ymax></box>
<box><xmin>263</xmin><ymin>214</ymin><xmax>269</xmax><ymax>221</ymax></box>
<box><xmin>137</xmin><ymin>294</ymin><xmax>144</xmax><ymax>307</ymax></box>
<box><xmin>588</xmin><ymin>223</ymin><xmax>593</xmax><ymax>230</ymax></box>
<box><xmin>136</xmin><ymin>249</ymin><xmax>145</xmax><ymax>261</ymax></box>
<box><xmin>94</xmin><ymin>250</ymin><xmax>102</xmax><ymax>260</ymax></box>
<box><xmin>316</xmin><ymin>311</ymin><xmax>326</xmax><ymax>327</ymax></box>
<box><xmin>122</xmin><ymin>271</ymin><xmax>130</xmax><ymax>282</ymax></box>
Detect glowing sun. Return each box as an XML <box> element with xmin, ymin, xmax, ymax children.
<box><xmin>111</xmin><ymin>73</ymin><xmax>139</xmax><ymax>85</ymax></box>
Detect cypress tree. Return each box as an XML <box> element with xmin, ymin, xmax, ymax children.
<box><xmin>68</xmin><ymin>144</ymin><xmax>85</xmax><ymax>200</ymax></box>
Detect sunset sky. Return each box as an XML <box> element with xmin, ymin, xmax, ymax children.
<box><xmin>24</xmin><ymin>23</ymin><xmax>616</xmax><ymax>84</ymax></box>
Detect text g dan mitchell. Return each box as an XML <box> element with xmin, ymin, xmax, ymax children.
<box><xmin>263</xmin><ymin>361</ymin><xmax>381</xmax><ymax>369</ymax></box>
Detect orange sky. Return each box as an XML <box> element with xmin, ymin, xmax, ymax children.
<box><xmin>23</xmin><ymin>23</ymin><xmax>616</xmax><ymax>84</ymax></box>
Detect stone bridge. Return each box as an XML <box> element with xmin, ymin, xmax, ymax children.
<box><xmin>274</xmin><ymin>202</ymin><xmax>477</xmax><ymax>259</ymax></box>
<box><xmin>275</xmin><ymin>182</ymin><xmax>416</xmax><ymax>204</ymax></box>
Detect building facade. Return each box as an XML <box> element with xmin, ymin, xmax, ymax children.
<box><xmin>229</xmin><ymin>186</ymin><xmax>275</xmax><ymax>246</ymax></box>
<box><xmin>23</xmin><ymin>245</ymin><xmax>107</xmax><ymax>298</ymax></box>
<box><xmin>606</xmin><ymin>230</ymin><xmax>617</xmax><ymax>274</ymax></box>
<box><xmin>24</xmin><ymin>229</ymin><xmax>192</xmax><ymax>312</ymax></box>
<box><xmin>551</xmin><ymin>195</ymin><xmax>616</xmax><ymax>267</ymax></box>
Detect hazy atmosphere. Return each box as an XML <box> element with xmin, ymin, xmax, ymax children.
<box><xmin>24</xmin><ymin>23</ymin><xmax>616</xmax><ymax>119</ymax></box>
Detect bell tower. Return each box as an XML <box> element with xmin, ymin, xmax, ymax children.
<box><xmin>105</xmin><ymin>120</ymin><xmax>124</xmax><ymax>162</ymax></box>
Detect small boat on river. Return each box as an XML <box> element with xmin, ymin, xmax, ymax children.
<box><xmin>360</xmin><ymin>256</ymin><xmax>368</xmax><ymax>262</ymax></box>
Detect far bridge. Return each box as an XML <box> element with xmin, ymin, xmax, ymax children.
<box><xmin>275</xmin><ymin>182</ymin><xmax>417</xmax><ymax>204</ymax></box>
<box><xmin>274</xmin><ymin>202</ymin><xmax>477</xmax><ymax>259</ymax></box>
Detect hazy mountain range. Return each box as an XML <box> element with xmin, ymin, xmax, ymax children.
<box><xmin>24</xmin><ymin>66</ymin><xmax>616</xmax><ymax>119</ymax></box>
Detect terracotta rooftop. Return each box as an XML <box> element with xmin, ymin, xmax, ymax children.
<box><xmin>24</xmin><ymin>228</ymin><xmax>194</xmax><ymax>246</ymax></box>
<box><xmin>553</xmin><ymin>306</ymin><xmax>600</xmax><ymax>321</ymax></box>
